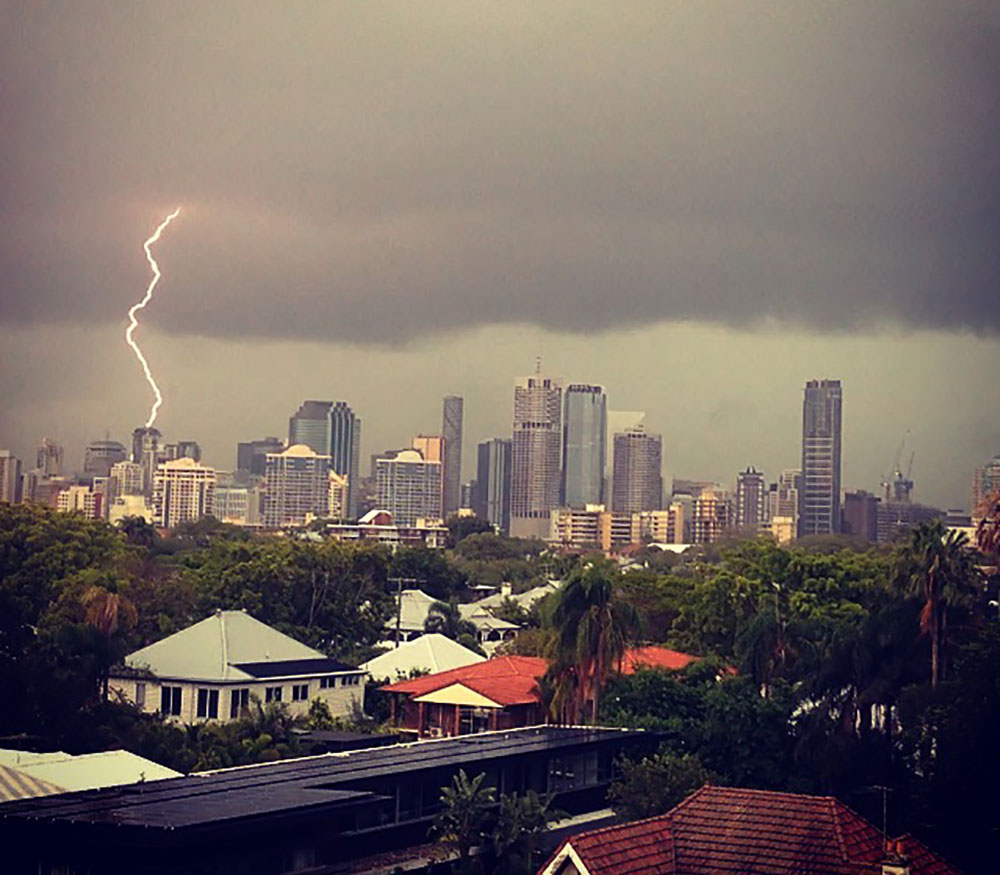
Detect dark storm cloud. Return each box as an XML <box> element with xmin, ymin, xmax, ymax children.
<box><xmin>1</xmin><ymin>2</ymin><xmax>998</xmax><ymax>343</ymax></box>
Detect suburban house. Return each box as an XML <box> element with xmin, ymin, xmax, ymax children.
<box><xmin>109</xmin><ymin>610</ymin><xmax>366</xmax><ymax>724</ymax></box>
<box><xmin>0</xmin><ymin>749</ymin><xmax>179</xmax><ymax>803</ymax></box>
<box><xmin>360</xmin><ymin>632</ymin><xmax>485</xmax><ymax>682</ymax></box>
<box><xmin>382</xmin><ymin>646</ymin><xmax>707</xmax><ymax>739</ymax></box>
<box><xmin>0</xmin><ymin>726</ymin><xmax>654</xmax><ymax>875</ymax></box>
<box><xmin>382</xmin><ymin>655</ymin><xmax>550</xmax><ymax>737</ymax></box>
<box><xmin>384</xmin><ymin>589</ymin><xmax>521</xmax><ymax>654</ymax></box>
<box><xmin>541</xmin><ymin>785</ymin><xmax>960</xmax><ymax>875</ymax></box>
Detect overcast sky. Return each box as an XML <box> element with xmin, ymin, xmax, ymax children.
<box><xmin>1</xmin><ymin>2</ymin><xmax>997</xmax><ymax>509</ymax></box>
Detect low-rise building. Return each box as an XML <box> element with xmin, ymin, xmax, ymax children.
<box><xmin>110</xmin><ymin>610</ymin><xmax>365</xmax><ymax>725</ymax></box>
<box><xmin>325</xmin><ymin>509</ymin><xmax>448</xmax><ymax>548</ymax></box>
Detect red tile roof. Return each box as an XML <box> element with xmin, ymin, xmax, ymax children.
<box><xmin>544</xmin><ymin>786</ymin><xmax>960</xmax><ymax>875</ymax></box>
<box><xmin>381</xmin><ymin>655</ymin><xmax>548</xmax><ymax>702</ymax></box>
<box><xmin>381</xmin><ymin>647</ymin><xmax>709</xmax><ymax>708</ymax></box>
<box><xmin>619</xmin><ymin>646</ymin><xmax>701</xmax><ymax>674</ymax></box>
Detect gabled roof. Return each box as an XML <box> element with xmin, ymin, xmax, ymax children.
<box><xmin>542</xmin><ymin>785</ymin><xmax>961</xmax><ymax>875</ymax></box>
<box><xmin>360</xmin><ymin>633</ymin><xmax>485</xmax><ymax>681</ymax></box>
<box><xmin>0</xmin><ymin>750</ymin><xmax>179</xmax><ymax>802</ymax></box>
<box><xmin>120</xmin><ymin>611</ymin><xmax>330</xmax><ymax>682</ymax></box>
<box><xmin>391</xmin><ymin>589</ymin><xmax>441</xmax><ymax>633</ymax></box>
<box><xmin>381</xmin><ymin>655</ymin><xmax>548</xmax><ymax>707</ymax></box>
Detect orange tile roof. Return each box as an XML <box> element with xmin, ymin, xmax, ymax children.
<box><xmin>619</xmin><ymin>646</ymin><xmax>701</xmax><ymax>674</ymax></box>
<box><xmin>545</xmin><ymin>786</ymin><xmax>961</xmax><ymax>875</ymax></box>
<box><xmin>381</xmin><ymin>655</ymin><xmax>548</xmax><ymax>703</ymax></box>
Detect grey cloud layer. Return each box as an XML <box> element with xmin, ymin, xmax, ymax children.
<box><xmin>1</xmin><ymin>2</ymin><xmax>997</xmax><ymax>342</ymax></box>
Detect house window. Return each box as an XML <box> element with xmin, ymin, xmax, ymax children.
<box><xmin>230</xmin><ymin>688</ymin><xmax>250</xmax><ymax>718</ymax></box>
<box><xmin>135</xmin><ymin>682</ymin><xmax>146</xmax><ymax>709</ymax></box>
<box><xmin>319</xmin><ymin>677</ymin><xmax>331</xmax><ymax>689</ymax></box>
<box><xmin>291</xmin><ymin>683</ymin><xmax>309</xmax><ymax>701</ymax></box>
<box><xmin>265</xmin><ymin>686</ymin><xmax>282</xmax><ymax>703</ymax></box>
<box><xmin>160</xmin><ymin>686</ymin><xmax>181</xmax><ymax>716</ymax></box>
<box><xmin>197</xmin><ymin>688</ymin><xmax>219</xmax><ymax>719</ymax></box>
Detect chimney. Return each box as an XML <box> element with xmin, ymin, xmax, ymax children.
<box><xmin>500</xmin><ymin>582</ymin><xmax>513</xmax><ymax>598</ymax></box>
<box><xmin>881</xmin><ymin>840</ymin><xmax>911</xmax><ymax>875</ymax></box>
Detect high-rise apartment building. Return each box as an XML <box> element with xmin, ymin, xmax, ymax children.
<box><xmin>0</xmin><ymin>450</ymin><xmax>22</xmax><ymax>503</ymax></box>
<box><xmin>109</xmin><ymin>460</ymin><xmax>145</xmax><ymax>500</ymax></box>
<box><xmin>691</xmin><ymin>486</ymin><xmax>734</xmax><ymax>544</ymax></box>
<box><xmin>36</xmin><ymin>438</ymin><xmax>64</xmax><ymax>477</ymax></box>
<box><xmin>476</xmin><ymin>438</ymin><xmax>512</xmax><ymax>534</ymax></box>
<box><xmin>735</xmin><ymin>466</ymin><xmax>766</xmax><ymax>528</ymax></box>
<box><xmin>328</xmin><ymin>471</ymin><xmax>349</xmax><ymax>521</ymax></box>
<box><xmin>214</xmin><ymin>471</ymin><xmax>263</xmax><ymax>527</ymax></box>
<box><xmin>237</xmin><ymin>437</ymin><xmax>286</xmax><ymax>476</ymax></box>
<box><xmin>375</xmin><ymin>450</ymin><xmax>443</xmax><ymax>525</ymax></box>
<box><xmin>57</xmin><ymin>485</ymin><xmax>104</xmax><ymax>520</ymax></box>
<box><xmin>264</xmin><ymin>444</ymin><xmax>331</xmax><ymax>528</ymax></box>
<box><xmin>442</xmin><ymin>396</ymin><xmax>464</xmax><ymax>517</ymax></box>
<box><xmin>289</xmin><ymin>401</ymin><xmax>361</xmax><ymax>519</ymax></box>
<box><xmin>83</xmin><ymin>440</ymin><xmax>127</xmax><ymax>478</ymax></box>
<box><xmin>611</xmin><ymin>426</ymin><xmax>662</xmax><ymax>513</ymax></box>
<box><xmin>639</xmin><ymin>504</ymin><xmax>686</xmax><ymax>545</ymax></box>
<box><xmin>562</xmin><ymin>384</ymin><xmax>607</xmax><ymax>507</ymax></box>
<box><xmin>800</xmin><ymin>379</ymin><xmax>843</xmax><ymax>537</ymax></box>
<box><xmin>510</xmin><ymin>368</ymin><xmax>563</xmax><ymax>539</ymax></box>
<box><xmin>153</xmin><ymin>458</ymin><xmax>216</xmax><ymax>529</ymax></box>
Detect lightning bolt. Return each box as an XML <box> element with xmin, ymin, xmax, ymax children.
<box><xmin>126</xmin><ymin>207</ymin><xmax>181</xmax><ymax>428</ymax></box>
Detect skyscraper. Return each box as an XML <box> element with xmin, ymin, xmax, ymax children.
<box><xmin>375</xmin><ymin>450</ymin><xmax>443</xmax><ymax>525</ymax></box>
<box><xmin>264</xmin><ymin>444</ymin><xmax>331</xmax><ymax>528</ymax></box>
<box><xmin>562</xmin><ymin>384</ymin><xmax>607</xmax><ymax>507</ymax></box>
<box><xmin>0</xmin><ymin>450</ymin><xmax>22</xmax><ymax>503</ymax></box>
<box><xmin>735</xmin><ymin>466</ymin><xmax>766</xmax><ymax>528</ymax></box>
<box><xmin>289</xmin><ymin>400</ymin><xmax>361</xmax><ymax>519</ymax></box>
<box><xmin>442</xmin><ymin>396</ymin><xmax>463</xmax><ymax>517</ymax></box>
<box><xmin>476</xmin><ymin>438</ymin><xmax>512</xmax><ymax>534</ymax></box>
<box><xmin>800</xmin><ymin>379</ymin><xmax>843</xmax><ymax>537</ymax></box>
<box><xmin>288</xmin><ymin>401</ymin><xmax>333</xmax><ymax>454</ymax></box>
<box><xmin>611</xmin><ymin>426</ymin><xmax>662</xmax><ymax>513</ymax></box>
<box><xmin>237</xmin><ymin>437</ymin><xmax>286</xmax><ymax>476</ymax></box>
<box><xmin>510</xmin><ymin>367</ymin><xmax>563</xmax><ymax>539</ymax></box>
<box><xmin>131</xmin><ymin>427</ymin><xmax>162</xmax><ymax>496</ymax></box>
<box><xmin>84</xmin><ymin>440</ymin><xmax>127</xmax><ymax>478</ymax></box>
<box><xmin>36</xmin><ymin>438</ymin><xmax>64</xmax><ymax>477</ymax></box>
<box><xmin>691</xmin><ymin>485</ymin><xmax>734</xmax><ymax>544</ymax></box>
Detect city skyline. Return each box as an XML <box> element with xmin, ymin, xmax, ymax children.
<box><xmin>1</xmin><ymin>340</ymin><xmax>994</xmax><ymax>515</ymax></box>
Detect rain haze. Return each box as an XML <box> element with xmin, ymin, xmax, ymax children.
<box><xmin>1</xmin><ymin>1</ymin><xmax>997</xmax><ymax>509</ymax></box>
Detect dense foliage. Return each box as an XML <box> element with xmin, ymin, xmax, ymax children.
<box><xmin>1</xmin><ymin>504</ymin><xmax>997</xmax><ymax>872</ymax></box>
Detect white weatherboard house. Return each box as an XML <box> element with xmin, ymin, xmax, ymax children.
<box><xmin>110</xmin><ymin>610</ymin><xmax>366</xmax><ymax>724</ymax></box>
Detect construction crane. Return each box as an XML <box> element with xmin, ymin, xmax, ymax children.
<box><xmin>884</xmin><ymin>436</ymin><xmax>914</xmax><ymax>503</ymax></box>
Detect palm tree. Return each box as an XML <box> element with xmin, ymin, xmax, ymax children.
<box><xmin>81</xmin><ymin>584</ymin><xmax>138</xmax><ymax>700</ymax></box>
<box><xmin>425</xmin><ymin>599</ymin><xmax>478</xmax><ymax>641</ymax></box>
<box><xmin>893</xmin><ymin>520</ymin><xmax>980</xmax><ymax>687</ymax></box>
<box><xmin>549</xmin><ymin>563</ymin><xmax>641</xmax><ymax>723</ymax></box>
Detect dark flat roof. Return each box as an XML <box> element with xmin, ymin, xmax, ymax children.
<box><xmin>233</xmin><ymin>658</ymin><xmax>360</xmax><ymax>678</ymax></box>
<box><xmin>0</xmin><ymin>726</ymin><xmax>646</xmax><ymax>833</ymax></box>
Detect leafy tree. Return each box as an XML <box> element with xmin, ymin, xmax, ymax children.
<box><xmin>431</xmin><ymin>769</ymin><xmax>496</xmax><ymax>873</ymax></box>
<box><xmin>391</xmin><ymin>546</ymin><xmax>465</xmax><ymax>599</ymax></box>
<box><xmin>608</xmin><ymin>751</ymin><xmax>711</xmax><ymax>820</ymax></box>
<box><xmin>447</xmin><ymin>515</ymin><xmax>495</xmax><ymax>547</ymax></box>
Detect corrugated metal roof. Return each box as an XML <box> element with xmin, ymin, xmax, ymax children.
<box><xmin>0</xmin><ymin>765</ymin><xmax>66</xmax><ymax>802</ymax></box>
